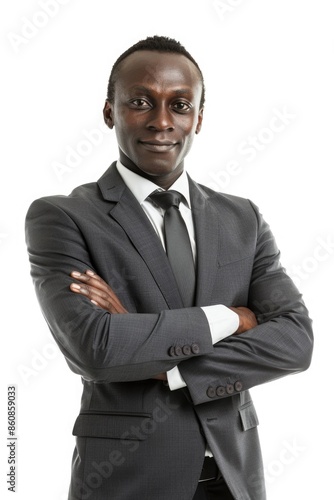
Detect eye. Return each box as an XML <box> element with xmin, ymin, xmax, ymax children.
<box><xmin>129</xmin><ymin>99</ymin><xmax>151</xmax><ymax>108</ymax></box>
<box><xmin>172</xmin><ymin>101</ymin><xmax>192</xmax><ymax>112</ymax></box>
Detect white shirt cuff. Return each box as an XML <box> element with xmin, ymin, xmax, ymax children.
<box><xmin>201</xmin><ymin>304</ymin><xmax>239</xmax><ymax>344</ymax></box>
<box><xmin>167</xmin><ymin>365</ymin><xmax>187</xmax><ymax>391</ymax></box>
<box><xmin>167</xmin><ymin>305</ymin><xmax>239</xmax><ymax>391</ymax></box>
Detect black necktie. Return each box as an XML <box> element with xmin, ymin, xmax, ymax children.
<box><xmin>149</xmin><ymin>190</ymin><xmax>196</xmax><ymax>307</ymax></box>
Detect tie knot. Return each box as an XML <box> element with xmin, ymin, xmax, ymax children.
<box><xmin>149</xmin><ymin>190</ymin><xmax>183</xmax><ymax>210</ymax></box>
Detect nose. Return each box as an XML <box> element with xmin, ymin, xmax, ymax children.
<box><xmin>146</xmin><ymin>104</ymin><xmax>175</xmax><ymax>132</ymax></box>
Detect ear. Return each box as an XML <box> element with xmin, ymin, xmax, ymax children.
<box><xmin>195</xmin><ymin>107</ymin><xmax>204</xmax><ymax>134</ymax></box>
<box><xmin>103</xmin><ymin>100</ymin><xmax>114</xmax><ymax>129</ymax></box>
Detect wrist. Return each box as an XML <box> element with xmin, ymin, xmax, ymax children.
<box><xmin>229</xmin><ymin>307</ymin><xmax>241</xmax><ymax>333</ymax></box>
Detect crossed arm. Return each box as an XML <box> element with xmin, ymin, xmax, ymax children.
<box><xmin>26</xmin><ymin>196</ymin><xmax>313</xmax><ymax>400</ymax></box>
<box><xmin>69</xmin><ymin>269</ymin><xmax>259</xmax><ymax>381</ymax></box>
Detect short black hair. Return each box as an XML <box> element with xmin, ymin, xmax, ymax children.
<box><xmin>106</xmin><ymin>35</ymin><xmax>205</xmax><ymax>108</ymax></box>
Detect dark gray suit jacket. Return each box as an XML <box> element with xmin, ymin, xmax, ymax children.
<box><xmin>25</xmin><ymin>162</ymin><xmax>313</xmax><ymax>500</ymax></box>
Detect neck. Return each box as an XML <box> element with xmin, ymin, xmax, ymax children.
<box><xmin>118</xmin><ymin>151</ymin><xmax>184</xmax><ymax>190</ymax></box>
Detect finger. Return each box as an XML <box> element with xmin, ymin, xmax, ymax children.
<box><xmin>71</xmin><ymin>271</ymin><xmax>109</xmax><ymax>291</ymax></box>
<box><xmin>71</xmin><ymin>270</ymin><xmax>118</xmax><ymax>300</ymax></box>
<box><xmin>89</xmin><ymin>289</ymin><xmax>126</xmax><ymax>313</ymax></box>
<box><xmin>69</xmin><ymin>281</ymin><xmax>121</xmax><ymax>311</ymax></box>
<box><xmin>70</xmin><ymin>283</ymin><xmax>127</xmax><ymax>313</ymax></box>
<box><xmin>70</xmin><ymin>271</ymin><xmax>125</xmax><ymax>309</ymax></box>
<box><xmin>89</xmin><ymin>288</ymin><xmax>128</xmax><ymax>314</ymax></box>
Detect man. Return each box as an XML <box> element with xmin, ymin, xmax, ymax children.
<box><xmin>25</xmin><ymin>36</ymin><xmax>313</xmax><ymax>500</ymax></box>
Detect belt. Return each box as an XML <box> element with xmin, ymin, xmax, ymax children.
<box><xmin>199</xmin><ymin>457</ymin><xmax>220</xmax><ymax>482</ymax></box>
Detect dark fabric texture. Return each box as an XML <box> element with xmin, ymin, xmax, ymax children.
<box><xmin>25</xmin><ymin>162</ymin><xmax>313</xmax><ymax>500</ymax></box>
<box><xmin>193</xmin><ymin>476</ymin><xmax>235</xmax><ymax>500</ymax></box>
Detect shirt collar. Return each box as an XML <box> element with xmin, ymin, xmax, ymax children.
<box><xmin>116</xmin><ymin>160</ymin><xmax>191</xmax><ymax>208</ymax></box>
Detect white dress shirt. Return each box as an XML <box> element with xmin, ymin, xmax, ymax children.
<box><xmin>116</xmin><ymin>161</ymin><xmax>239</xmax><ymax>390</ymax></box>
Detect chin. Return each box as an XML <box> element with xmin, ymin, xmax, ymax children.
<box><xmin>138</xmin><ymin>161</ymin><xmax>180</xmax><ymax>178</ymax></box>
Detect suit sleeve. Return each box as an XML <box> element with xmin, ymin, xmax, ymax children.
<box><xmin>178</xmin><ymin>201</ymin><xmax>313</xmax><ymax>405</ymax></box>
<box><xmin>25</xmin><ymin>197</ymin><xmax>214</xmax><ymax>383</ymax></box>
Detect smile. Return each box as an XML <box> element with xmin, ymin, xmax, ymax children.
<box><xmin>139</xmin><ymin>141</ymin><xmax>177</xmax><ymax>152</ymax></box>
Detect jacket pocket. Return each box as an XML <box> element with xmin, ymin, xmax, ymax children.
<box><xmin>238</xmin><ymin>402</ymin><xmax>259</xmax><ymax>431</ymax></box>
<box><xmin>72</xmin><ymin>411</ymin><xmax>152</xmax><ymax>440</ymax></box>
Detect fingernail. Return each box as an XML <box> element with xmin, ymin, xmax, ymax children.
<box><xmin>70</xmin><ymin>283</ymin><xmax>81</xmax><ymax>290</ymax></box>
<box><xmin>86</xmin><ymin>270</ymin><xmax>95</xmax><ymax>277</ymax></box>
<box><xmin>91</xmin><ymin>300</ymin><xmax>98</xmax><ymax>306</ymax></box>
<box><xmin>71</xmin><ymin>271</ymin><xmax>81</xmax><ymax>277</ymax></box>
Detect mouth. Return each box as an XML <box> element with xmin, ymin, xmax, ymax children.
<box><xmin>139</xmin><ymin>140</ymin><xmax>177</xmax><ymax>152</ymax></box>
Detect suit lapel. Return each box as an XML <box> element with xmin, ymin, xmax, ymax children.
<box><xmin>188</xmin><ymin>176</ymin><xmax>220</xmax><ymax>307</ymax></box>
<box><xmin>98</xmin><ymin>163</ymin><xmax>184</xmax><ymax>309</ymax></box>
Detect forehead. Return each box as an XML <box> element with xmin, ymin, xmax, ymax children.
<box><xmin>114</xmin><ymin>50</ymin><xmax>202</xmax><ymax>96</ymax></box>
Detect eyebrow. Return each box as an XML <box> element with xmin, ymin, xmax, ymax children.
<box><xmin>128</xmin><ymin>85</ymin><xmax>193</xmax><ymax>96</ymax></box>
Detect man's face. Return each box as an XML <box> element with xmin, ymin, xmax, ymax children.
<box><xmin>103</xmin><ymin>50</ymin><xmax>204</xmax><ymax>188</ymax></box>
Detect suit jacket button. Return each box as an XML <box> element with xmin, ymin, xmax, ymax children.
<box><xmin>226</xmin><ymin>384</ymin><xmax>234</xmax><ymax>394</ymax></box>
<box><xmin>216</xmin><ymin>386</ymin><xmax>225</xmax><ymax>397</ymax></box>
<box><xmin>234</xmin><ymin>381</ymin><xmax>243</xmax><ymax>392</ymax></box>
<box><xmin>174</xmin><ymin>345</ymin><xmax>183</xmax><ymax>357</ymax></box>
<box><xmin>207</xmin><ymin>387</ymin><xmax>216</xmax><ymax>398</ymax></box>
<box><xmin>168</xmin><ymin>346</ymin><xmax>175</xmax><ymax>357</ymax></box>
<box><xmin>191</xmin><ymin>343</ymin><xmax>200</xmax><ymax>354</ymax></box>
<box><xmin>182</xmin><ymin>345</ymin><xmax>191</xmax><ymax>355</ymax></box>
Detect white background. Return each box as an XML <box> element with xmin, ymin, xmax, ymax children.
<box><xmin>1</xmin><ymin>1</ymin><xmax>333</xmax><ymax>498</ymax></box>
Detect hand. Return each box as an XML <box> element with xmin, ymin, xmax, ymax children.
<box><xmin>229</xmin><ymin>306</ymin><xmax>258</xmax><ymax>334</ymax></box>
<box><xmin>70</xmin><ymin>270</ymin><xmax>128</xmax><ymax>314</ymax></box>
<box><xmin>151</xmin><ymin>372</ymin><xmax>168</xmax><ymax>381</ymax></box>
